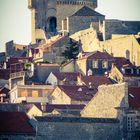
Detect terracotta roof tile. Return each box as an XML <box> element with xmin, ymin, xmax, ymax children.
<box><xmin>114</xmin><ymin>57</ymin><xmax>134</xmax><ymax>70</ymax></box>
<box><xmin>0</xmin><ymin>112</ymin><xmax>35</xmax><ymax>135</ymax></box>
<box><xmin>0</xmin><ymin>87</ymin><xmax>10</xmax><ymax>93</ymax></box>
<box><xmin>113</xmin><ymin>57</ymin><xmax>140</xmax><ymax>76</ymax></box>
<box><xmin>88</xmin><ymin>51</ymin><xmax>114</xmax><ymax>60</ymax></box>
<box><xmin>58</xmin><ymin>85</ymin><xmax>96</xmax><ymax>101</ymax></box>
<box><xmin>53</xmin><ymin>72</ymin><xmax>78</xmax><ymax>81</ymax></box>
<box><xmin>41</xmin><ymin>35</ymin><xmax>66</xmax><ymax>51</ymax></box>
<box><xmin>0</xmin><ymin>69</ymin><xmax>10</xmax><ymax>80</ymax></box>
<box><xmin>128</xmin><ymin>87</ymin><xmax>140</xmax><ymax>109</ymax></box>
<box><xmin>81</xmin><ymin>75</ymin><xmax>113</xmax><ymax>88</ymax></box>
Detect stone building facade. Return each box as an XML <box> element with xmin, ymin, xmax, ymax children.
<box><xmin>10</xmin><ymin>85</ymin><xmax>54</xmax><ymax>103</ymax></box>
<box><xmin>81</xmin><ymin>83</ymin><xmax>129</xmax><ymax>118</ymax></box>
<box><xmin>33</xmin><ymin>116</ymin><xmax>120</xmax><ymax>140</ymax></box>
<box><xmin>76</xmin><ymin>51</ymin><xmax>114</xmax><ymax>76</ymax></box>
<box><xmin>100</xmin><ymin>33</ymin><xmax>140</xmax><ymax>66</ymax></box>
<box><xmin>5</xmin><ymin>40</ymin><xmax>27</xmax><ymax>57</ymax></box>
<box><xmin>28</xmin><ymin>0</ymin><xmax>99</xmax><ymax>43</ymax></box>
<box><xmin>100</xmin><ymin>20</ymin><xmax>140</xmax><ymax>40</ymax></box>
<box><xmin>81</xmin><ymin>83</ymin><xmax>128</xmax><ymax>138</ymax></box>
<box><xmin>63</xmin><ymin>6</ymin><xmax>105</xmax><ymax>35</ymax></box>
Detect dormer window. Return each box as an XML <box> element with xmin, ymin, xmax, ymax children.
<box><xmin>92</xmin><ymin>60</ymin><xmax>98</xmax><ymax>68</ymax></box>
<box><xmin>137</xmin><ymin>68</ymin><xmax>140</xmax><ymax>74</ymax></box>
<box><xmin>88</xmin><ymin>69</ymin><xmax>92</xmax><ymax>76</ymax></box>
<box><xmin>102</xmin><ymin>61</ymin><xmax>108</xmax><ymax>69</ymax></box>
<box><xmin>125</xmin><ymin>68</ymin><xmax>133</xmax><ymax>74</ymax></box>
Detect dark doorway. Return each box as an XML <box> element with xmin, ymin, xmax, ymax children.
<box><xmin>48</xmin><ymin>17</ymin><xmax>57</xmax><ymax>32</ymax></box>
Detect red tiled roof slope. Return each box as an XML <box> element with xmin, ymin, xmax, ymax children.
<box><xmin>81</xmin><ymin>75</ymin><xmax>113</xmax><ymax>88</ymax></box>
<box><xmin>114</xmin><ymin>57</ymin><xmax>134</xmax><ymax>70</ymax></box>
<box><xmin>53</xmin><ymin>72</ymin><xmax>78</xmax><ymax>81</ymax></box>
<box><xmin>58</xmin><ymin>85</ymin><xmax>96</xmax><ymax>101</ymax></box>
<box><xmin>0</xmin><ymin>112</ymin><xmax>35</xmax><ymax>135</ymax></box>
<box><xmin>128</xmin><ymin>87</ymin><xmax>140</xmax><ymax>109</ymax></box>
<box><xmin>87</xmin><ymin>51</ymin><xmax>114</xmax><ymax>60</ymax></box>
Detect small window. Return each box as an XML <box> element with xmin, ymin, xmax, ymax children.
<box><xmin>92</xmin><ymin>60</ymin><xmax>98</xmax><ymax>68</ymax></box>
<box><xmin>137</xmin><ymin>69</ymin><xmax>140</xmax><ymax>74</ymax></box>
<box><xmin>32</xmin><ymin>90</ymin><xmax>38</xmax><ymax>97</ymax></box>
<box><xmin>127</xmin><ymin>116</ymin><xmax>134</xmax><ymax>131</ymax></box>
<box><xmin>102</xmin><ymin>61</ymin><xmax>108</xmax><ymax>69</ymax></box>
<box><xmin>125</xmin><ymin>68</ymin><xmax>132</xmax><ymax>74</ymax></box>
<box><xmin>21</xmin><ymin>91</ymin><xmax>28</xmax><ymax>97</ymax></box>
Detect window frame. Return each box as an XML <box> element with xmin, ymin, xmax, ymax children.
<box><xmin>92</xmin><ymin>60</ymin><xmax>98</xmax><ymax>68</ymax></box>
<box><xmin>137</xmin><ymin>68</ymin><xmax>140</xmax><ymax>74</ymax></box>
<box><xmin>127</xmin><ymin>116</ymin><xmax>134</xmax><ymax>131</ymax></box>
<box><xmin>102</xmin><ymin>60</ymin><xmax>108</xmax><ymax>69</ymax></box>
<box><xmin>125</xmin><ymin>68</ymin><xmax>133</xmax><ymax>74</ymax></box>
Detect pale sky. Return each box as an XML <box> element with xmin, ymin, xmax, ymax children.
<box><xmin>0</xmin><ymin>0</ymin><xmax>140</xmax><ymax>52</ymax></box>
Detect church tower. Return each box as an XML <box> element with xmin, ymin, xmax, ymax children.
<box><xmin>28</xmin><ymin>0</ymin><xmax>97</xmax><ymax>43</ymax></box>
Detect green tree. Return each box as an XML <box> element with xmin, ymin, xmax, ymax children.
<box><xmin>62</xmin><ymin>39</ymin><xmax>79</xmax><ymax>60</ymax></box>
<box><xmin>24</xmin><ymin>62</ymin><xmax>31</xmax><ymax>70</ymax></box>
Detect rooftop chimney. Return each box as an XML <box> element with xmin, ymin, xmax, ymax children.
<box><xmin>41</xmin><ymin>102</ymin><xmax>46</xmax><ymax>112</ymax></box>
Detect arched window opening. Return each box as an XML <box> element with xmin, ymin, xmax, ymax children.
<box><xmin>48</xmin><ymin>17</ymin><xmax>57</xmax><ymax>33</ymax></box>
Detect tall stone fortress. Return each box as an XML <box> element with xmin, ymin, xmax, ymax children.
<box><xmin>28</xmin><ymin>0</ymin><xmax>103</xmax><ymax>43</ymax></box>
<box><xmin>26</xmin><ymin>0</ymin><xmax>140</xmax><ymax>69</ymax></box>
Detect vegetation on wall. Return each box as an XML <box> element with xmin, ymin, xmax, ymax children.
<box><xmin>24</xmin><ymin>62</ymin><xmax>32</xmax><ymax>70</ymax></box>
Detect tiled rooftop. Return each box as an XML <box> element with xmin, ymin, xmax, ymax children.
<box><xmin>81</xmin><ymin>75</ymin><xmax>113</xmax><ymax>88</ymax></box>
<box><xmin>128</xmin><ymin>87</ymin><xmax>140</xmax><ymax>109</ymax></box>
<box><xmin>0</xmin><ymin>112</ymin><xmax>35</xmax><ymax>135</ymax></box>
<box><xmin>79</xmin><ymin>51</ymin><xmax>114</xmax><ymax>60</ymax></box>
<box><xmin>58</xmin><ymin>85</ymin><xmax>96</xmax><ymax>101</ymax></box>
<box><xmin>53</xmin><ymin>72</ymin><xmax>78</xmax><ymax>81</ymax></box>
<box><xmin>113</xmin><ymin>57</ymin><xmax>140</xmax><ymax>76</ymax></box>
<box><xmin>114</xmin><ymin>57</ymin><xmax>134</xmax><ymax>70</ymax></box>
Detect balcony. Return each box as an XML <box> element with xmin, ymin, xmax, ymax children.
<box><xmin>10</xmin><ymin>71</ymin><xmax>25</xmax><ymax>79</ymax></box>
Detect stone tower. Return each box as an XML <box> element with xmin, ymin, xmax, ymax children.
<box><xmin>28</xmin><ymin>0</ymin><xmax>97</xmax><ymax>43</ymax></box>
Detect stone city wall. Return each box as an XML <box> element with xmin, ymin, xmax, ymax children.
<box><xmin>35</xmin><ymin>117</ymin><xmax>120</xmax><ymax>140</ymax></box>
